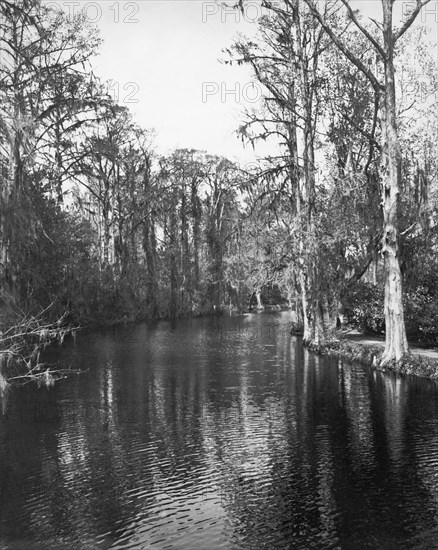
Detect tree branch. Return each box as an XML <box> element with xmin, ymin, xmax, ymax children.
<box><xmin>394</xmin><ymin>0</ymin><xmax>433</xmax><ymax>42</ymax></box>
<box><xmin>339</xmin><ymin>0</ymin><xmax>386</xmax><ymax>58</ymax></box>
<box><xmin>302</xmin><ymin>0</ymin><xmax>383</xmax><ymax>92</ymax></box>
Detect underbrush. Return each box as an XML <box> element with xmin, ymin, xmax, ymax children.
<box><xmin>342</xmin><ymin>282</ymin><xmax>438</xmax><ymax>348</ymax></box>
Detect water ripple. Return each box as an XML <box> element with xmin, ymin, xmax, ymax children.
<box><xmin>2</xmin><ymin>313</ymin><xmax>438</xmax><ymax>549</ymax></box>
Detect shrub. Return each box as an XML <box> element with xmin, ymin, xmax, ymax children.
<box><xmin>404</xmin><ymin>287</ymin><xmax>438</xmax><ymax>347</ymax></box>
<box><xmin>342</xmin><ymin>282</ymin><xmax>385</xmax><ymax>334</ymax></box>
<box><xmin>343</xmin><ymin>282</ymin><xmax>438</xmax><ymax>348</ymax></box>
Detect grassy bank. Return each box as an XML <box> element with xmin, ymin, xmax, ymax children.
<box><xmin>304</xmin><ymin>337</ymin><xmax>438</xmax><ymax>379</ymax></box>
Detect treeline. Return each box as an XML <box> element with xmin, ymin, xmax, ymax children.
<box><xmin>226</xmin><ymin>0</ymin><xmax>438</xmax><ymax>358</ymax></box>
<box><xmin>0</xmin><ymin>0</ymin><xmax>273</xmax><ymax>329</ymax></box>
<box><xmin>0</xmin><ymin>0</ymin><xmax>437</xmax><ymax>383</ymax></box>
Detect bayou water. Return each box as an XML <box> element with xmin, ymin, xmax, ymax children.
<box><xmin>1</xmin><ymin>312</ymin><xmax>438</xmax><ymax>549</ymax></box>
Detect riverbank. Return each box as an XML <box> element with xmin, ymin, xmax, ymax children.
<box><xmin>305</xmin><ymin>329</ymin><xmax>438</xmax><ymax>379</ymax></box>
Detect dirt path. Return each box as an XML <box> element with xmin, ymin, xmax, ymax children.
<box><xmin>341</xmin><ymin>330</ymin><xmax>438</xmax><ymax>361</ymax></box>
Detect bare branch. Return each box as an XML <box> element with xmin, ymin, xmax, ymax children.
<box><xmin>339</xmin><ymin>0</ymin><xmax>386</xmax><ymax>58</ymax></box>
<box><xmin>303</xmin><ymin>0</ymin><xmax>383</xmax><ymax>92</ymax></box>
<box><xmin>364</xmin><ymin>90</ymin><xmax>380</xmax><ymax>176</ymax></box>
<box><xmin>394</xmin><ymin>0</ymin><xmax>433</xmax><ymax>42</ymax></box>
<box><xmin>0</xmin><ymin>307</ymin><xmax>76</xmax><ymax>388</ymax></box>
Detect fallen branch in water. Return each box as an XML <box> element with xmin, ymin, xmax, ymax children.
<box><xmin>0</xmin><ymin>305</ymin><xmax>81</xmax><ymax>394</ymax></box>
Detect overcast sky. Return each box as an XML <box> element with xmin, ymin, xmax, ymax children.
<box><xmin>46</xmin><ymin>1</ymin><xmax>437</xmax><ymax>163</ymax></box>
<box><xmin>89</xmin><ymin>0</ymin><xmax>261</xmax><ymax>163</ymax></box>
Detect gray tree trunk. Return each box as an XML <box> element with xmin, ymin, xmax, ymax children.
<box><xmin>380</xmin><ymin>0</ymin><xmax>409</xmax><ymax>364</ymax></box>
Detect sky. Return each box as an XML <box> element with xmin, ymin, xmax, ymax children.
<box><xmin>43</xmin><ymin>0</ymin><xmax>438</xmax><ymax>163</ymax></box>
<box><xmin>82</xmin><ymin>0</ymin><xmax>262</xmax><ymax>163</ymax></box>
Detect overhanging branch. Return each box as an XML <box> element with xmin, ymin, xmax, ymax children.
<box><xmin>302</xmin><ymin>0</ymin><xmax>383</xmax><ymax>92</ymax></box>
<box><xmin>394</xmin><ymin>0</ymin><xmax>433</xmax><ymax>42</ymax></box>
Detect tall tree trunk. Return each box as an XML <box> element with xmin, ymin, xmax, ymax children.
<box><xmin>302</xmin><ymin>0</ymin><xmax>423</xmax><ymax>360</ymax></box>
<box><xmin>191</xmin><ymin>182</ymin><xmax>201</xmax><ymax>285</ymax></box>
<box><xmin>287</xmin><ymin>74</ymin><xmax>311</xmax><ymax>341</ymax></box>
<box><xmin>143</xmin><ymin>215</ymin><xmax>159</xmax><ymax>317</ymax></box>
<box><xmin>255</xmin><ymin>288</ymin><xmax>263</xmax><ymax>309</ymax></box>
<box><xmin>55</xmin><ymin>99</ymin><xmax>63</xmax><ymax>203</ymax></box>
<box><xmin>293</xmin><ymin>0</ymin><xmax>325</xmax><ymax>346</ymax></box>
<box><xmin>207</xmin><ymin>187</ymin><xmax>225</xmax><ymax>310</ymax></box>
<box><xmin>169</xmin><ymin>186</ymin><xmax>180</xmax><ymax>318</ymax></box>
<box><xmin>380</xmin><ymin>0</ymin><xmax>408</xmax><ymax>365</ymax></box>
<box><xmin>299</xmin><ymin>269</ymin><xmax>311</xmax><ymax>342</ymax></box>
<box><xmin>102</xmin><ymin>206</ymin><xmax>110</xmax><ymax>269</ymax></box>
<box><xmin>180</xmin><ymin>183</ymin><xmax>191</xmax><ymax>313</ymax></box>
<box><xmin>312</xmin><ymin>300</ymin><xmax>325</xmax><ymax>347</ymax></box>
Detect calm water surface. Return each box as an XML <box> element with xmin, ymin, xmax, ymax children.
<box><xmin>2</xmin><ymin>312</ymin><xmax>438</xmax><ymax>549</ymax></box>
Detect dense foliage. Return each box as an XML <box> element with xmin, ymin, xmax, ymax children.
<box><xmin>0</xmin><ymin>0</ymin><xmax>437</xmax><ymax>386</ymax></box>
